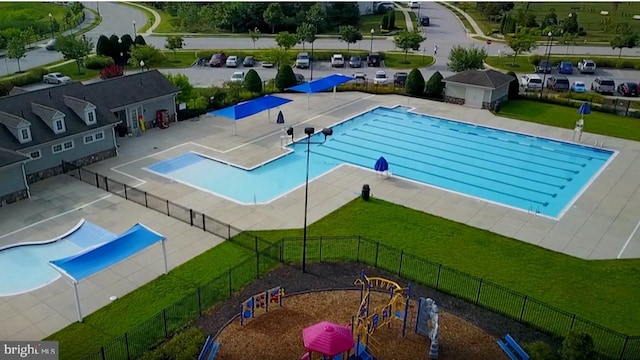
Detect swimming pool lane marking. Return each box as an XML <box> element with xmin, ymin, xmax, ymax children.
<box><xmin>618</xmin><ymin>219</ymin><xmax>640</xmax><ymax>259</ymax></box>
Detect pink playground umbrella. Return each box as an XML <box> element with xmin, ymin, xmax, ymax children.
<box><xmin>302</xmin><ymin>321</ymin><xmax>354</xmax><ymax>357</ymax></box>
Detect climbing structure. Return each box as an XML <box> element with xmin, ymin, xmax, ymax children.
<box><xmin>416</xmin><ymin>297</ymin><xmax>440</xmax><ymax>359</ymax></box>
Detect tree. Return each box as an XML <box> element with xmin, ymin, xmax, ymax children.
<box><xmin>275</xmin><ymin>31</ymin><xmax>297</xmax><ymax>51</ymax></box>
<box><xmin>165</xmin><ymin>73</ymin><xmax>193</xmax><ymax>103</ymax></box>
<box><xmin>244</xmin><ymin>69</ymin><xmax>263</xmax><ymax>93</ymax></box>
<box><xmin>424</xmin><ymin>71</ymin><xmax>444</xmax><ymax>98</ymax></box>
<box><xmin>275</xmin><ymin>64</ymin><xmax>297</xmax><ymax>91</ymax></box>
<box><xmin>96</xmin><ymin>35</ymin><xmax>112</xmax><ymax>57</ymax></box>
<box><xmin>405</xmin><ymin>68</ymin><xmax>425</xmax><ymax>96</ymax></box>
<box><xmin>505</xmin><ymin>71</ymin><xmax>519</xmax><ymax>100</ymax></box>
<box><xmin>542</xmin><ymin>9</ymin><xmax>558</xmax><ymax>26</ymax></box>
<box><xmin>120</xmin><ymin>34</ymin><xmax>134</xmax><ymax>63</ymax></box>
<box><xmin>338</xmin><ymin>26</ymin><xmax>363</xmax><ymax>55</ymax></box>
<box><xmin>6</xmin><ymin>34</ymin><xmax>27</xmax><ymax>72</ymax></box>
<box><xmin>305</xmin><ymin>3</ymin><xmax>325</xmax><ymax>33</ymax></box>
<box><xmin>249</xmin><ymin>27</ymin><xmax>260</xmax><ymax>49</ymax></box>
<box><xmin>506</xmin><ymin>30</ymin><xmax>538</xmax><ymax>65</ymax></box>
<box><xmin>134</xmin><ymin>35</ymin><xmax>147</xmax><ymax>46</ymax></box>
<box><xmin>393</xmin><ymin>30</ymin><xmax>426</xmax><ymax>62</ymax></box>
<box><xmin>563</xmin><ymin>12</ymin><xmax>579</xmax><ymax>34</ymax></box>
<box><xmin>165</xmin><ymin>36</ymin><xmax>184</xmax><ymax>61</ymax></box>
<box><xmin>600</xmin><ymin>17</ymin><xmax>613</xmax><ymax>32</ymax></box>
<box><xmin>55</xmin><ymin>34</ymin><xmax>93</xmax><ymax>74</ymax></box>
<box><xmin>388</xmin><ymin>10</ymin><xmax>396</xmax><ymax>30</ymax></box>
<box><xmin>447</xmin><ymin>45</ymin><xmax>487</xmax><ymax>72</ymax></box>
<box><xmin>128</xmin><ymin>44</ymin><xmax>165</xmax><ymax>69</ymax></box>
<box><xmin>263</xmin><ymin>3</ymin><xmax>285</xmax><ymax>33</ymax></box>
<box><xmin>381</xmin><ymin>14</ymin><xmax>389</xmax><ymax>30</ymax></box>
<box><xmin>109</xmin><ymin>34</ymin><xmax>121</xmax><ymax>62</ymax></box>
<box><xmin>560</xmin><ymin>331</ymin><xmax>596</xmax><ymax>360</ymax></box>
<box><xmin>296</xmin><ymin>23</ymin><xmax>315</xmax><ymax>50</ymax></box>
<box><xmin>262</xmin><ymin>47</ymin><xmax>289</xmax><ymax>68</ymax></box>
<box><xmin>22</xmin><ymin>27</ymin><xmax>35</xmax><ymax>46</ymax></box>
<box><xmin>611</xmin><ymin>32</ymin><xmax>640</xmax><ymax>58</ymax></box>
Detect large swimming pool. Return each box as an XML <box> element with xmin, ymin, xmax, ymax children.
<box><xmin>146</xmin><ymin>106</ymin><xmax>614</xmax><ymax>218</ymax></box>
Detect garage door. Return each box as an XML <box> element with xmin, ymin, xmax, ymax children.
<box><xmin>465</xmin><ymin>87</ymin><xmax>484</xmax><ymax>108</ymax></box>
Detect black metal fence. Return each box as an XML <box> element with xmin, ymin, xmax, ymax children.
<box><xmin>62</xmin><ymin>164</ymin><xmax>639</xmax><ymax>360</ymax></box>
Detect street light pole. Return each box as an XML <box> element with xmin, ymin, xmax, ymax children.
<box><xmin>96</xmin><ymin>2</ymin><xmax>100</xmax><ymax>16</ymax></box>
<box><xmin>140</xmin><ymin>60</ymin><xmax>145</xmax><ymax>72</ymax></box>
<box><xmin>48</xmin><ymin>13</ymin><xmax>54</xmax><ymax>39</ymax></box>
<box><xmin>133</xmin><ymin>20</ymin><xmax>137</xmax><ymax>36</ymax></box>
<box><xmin>540</xmin><ymin>31</ymin><xmax>553</xmax><ymax>98</ymax></box>
<box><xmin>294</xmin><ymin>126</ymin><xmax>333</xmax><ymax>273</ymax></box>
<box><xmin>370</xmin><ymin>28</ymin><xmax>375</xmax><ymax>53</ymax></box>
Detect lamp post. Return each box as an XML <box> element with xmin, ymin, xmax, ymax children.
<box><xmin>288</xmin><ymin>126</ymin><xmax>333</xmax><ymax>273</ymax></box>
<box><xmin>133</xmin><ymin>20</ymin><xmax>137</xmax><ymax>35</ymax></box>
<box><xmin>140</xmin><ymin>60</ymin><xmax>145</xmax><ymax>72</ymax></box>
<box><xmin>118</xmin><ymin>38</ymin><xmax>123</xmax><ymax>65</ymax></box>
<box><xmin>370</xmin><ymin>28</ymin><xmax>375</xmax><ymax>53</ymax></box>
<box><xmin>48</xmin><ymin>13</ymin><xmax>54</xmax><ymax>39</ymax></box>
<box><xmin>96</xmin><ymin>2</ymin><xmax>100</xmax><ymax>16</ymax></box>
<box><xmin>540</xmin><ymin>31</ymin><xmax>553</xmax><ymax>98</ymax></box>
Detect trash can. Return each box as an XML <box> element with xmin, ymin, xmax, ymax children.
<box><xmin>362</xmin><ymin>184</ymin><xmax>370</xmax><ymax>201</ymax></box>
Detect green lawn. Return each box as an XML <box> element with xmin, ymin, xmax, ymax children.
<box><xmin>384</xmin><ymin>52</ymin><xmax>434</xmax><ymax>69</ymax></box>
<box><xmin>357</xmin><ymin>11</ymin><xmax>407</xmax><ymax>35</ymax></box>
<box><xmin>150</xmin><ymin>5</ymin><xmax>174</xmax><ymax>33</ymax></box>
<box><xmin>439</xmin><ymin>2</ymin><xmax>476</xmax><ymax>35</ymax></box>
<box><xmin>47</xmin><ymin>62</ymin><xmax>100</xmax><ymax>81</ymax></box>
<box><xmin>485</xmin><ymin>55</ymin><xmax>536</xmax><ymax>72</ymax></box>
<box><xmin>0</xmin><ymin>2</ymin><xmax>67</xmax><ymax>33</ymax></box>
<box><xmin>121</xmin><ymin>2</ymin><xmax>154</xmax><ymax>34</ymax></box>
<box><xmin>499</xmin><ymin>99</ymin><xmax>640</xmax><ymax>141</ymax></box>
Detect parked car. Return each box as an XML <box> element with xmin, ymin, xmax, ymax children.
<box><xmin>373</xmin><ymin>71</ymin><xmax>388</xmax><ymax>85</ymax></box>
<box><xmin>44</xmin><ymin>39</ymin><xmax>56</xmax><ymax>51</ymax></box>
<box><xmin>294</xmin><ymin>73</ymin><xmax>305</xmax><ymax>84</ymax></box>
<box><xmin>367</xmin><ymin>53</ymin><xmax>381</xmax><ymax>67</ymax></box>
<box><xmin>571</xmin><ymin>81</ymin><xmax>587</xmax><ymax>93</ymax></box>
<box><xmin>617</xmin><ymin>82</ymin><xmax>639</xmax><ymax>97</ymax></box>
<box><xmin>43</xmin><ymin>72</ymin><xmax>72</xmax><ymax>84</ymax></box>
<box><xmin>557</xmin><ymin>61</ymin><xmax>573</xmax><ymax>74</ymax></box>
<box><xmin>420</xmin><ymin>16</ymin><xmax>430</xmax><ymax>26</ymax></box>
<box><xmin>353</xmin><ymin>72</ymin><xmax>367</xmax><ymax>82</ymax></box>
<box><xmin>261</xmin><ymin>60</ymin><xmax>274</xmax><ymax>68</ymax></box>
<box><xmin>546</xmin><ymin>75</ymin><xmax>570</xmax><ymax>91</ymax></box>
<box><xmin>536</xmin><ymin>59</ymin><xmax>552</xmax><ymax>74</ymax></box>
<box><xmin>209</xmin><ymin>53</ymin><xmax>226</xmax><ymax>67</ymax></box>
<box><xmin>229</xmin><ymin>71</ymin><xmax>245</xmax><ymax>83</ymax></box>
<box><xmin>577</xmin><ymin>59</ymin><xmax>596</xmax><ymax>74</ymax></box>
<box><xmin>226</xmin><ymin>55</ymin><xmax>241</xmax><ymax>68</ymax></box>
<box><xmin>331</xmin><ymin>54</ymin><xmax>345</xmax><ymax>68</ymax></box>
<box><xmin>591</xmin><ymin>77</ymin><xmax>615</xmax><ymax>95</ymax></box>
<box><xmin>295</xmin><ymin>52</ymin><xmax>310</xmax><ymax>69</ymax></box>
<box><xmin>394</xmin><ymin>72</ymin><xmax>408</xmax><ymax>86</ymax></box>
<box><xmin>243</xmin><ymin>56</ymin><xmax>255</xmax><ymax>67</ymax></box>
<box><xmin>520</xmin><ymin>74</ymin><xmax>542</xmax><ymax>91</ymax></box>
<box><xmin>349</xmin><ymin>55</ymin><xmax>362</xmax><ymax>68</ymax></box>
<box><xmin>409</xmin><ymin>2</ymin><xmax>420</xmax><ymax>9</ymax></box>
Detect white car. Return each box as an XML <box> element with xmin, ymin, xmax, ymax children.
<box><xmin>373</xmin><ymin>71</ymin><xmax>388</xmax><ymax>85</ymax></box>
<box><xmin>230</xmin><ymin>71</ymin><xmax>245</xmax><ymax>83</ymax></box>
<box><xmin>43</xmin><ymin>72</ymin><xmax>72</xmax><ymax>84</ymax></box>
<box><xmin>330</xmin><ymin>54</ymin><xmax>345</xmax><ymax>68</ymax></box>
<box><xmin>226</xmin><ymin>56</ymin><xmax>240</xmax><ymax>67</ymax></box>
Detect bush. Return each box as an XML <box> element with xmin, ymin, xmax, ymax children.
<box><xmin>529</xmin><ymin>54</ymin><xmax>542</xmax><ymax>66</ymax></box>
<box><xmin>556</xmin><ymin>91</ymin><xmax>604</xmax><ymax>104</ymax></box>
<box><xmin>423</xmin><ymin>71</ymin><xmax>443</xmax><ymax>98</ymax></box>
<box><xmin>85</xmin><ymin>55</ymin><xmax>115</xmax><ymax>70</ymax></box>
<box><xmin>0</xmin><ymin>80</ymin><xmax>13</xmax><ymax>97</ymax></box>
<box><xmin>139</xmin><ymin>328</ymin><xmax>205</xmax><ymax>360</ymax></box>
<box><xmin>560</xmin><ymin>331</ymin><xmax>596</xmax><ymax>360</ymax></box>
<box><xmin>524</xmin><ymin>341</ymin><xmax>558</xmax><ymax>360</ymax></box>
<box><xmin>134</xmin><ymin>35</ymin><xmax>146</xmax><ymax>46</ymax></box>
<box><xmin>96</xmin><ymin>35</ymin><xmax>112</xmax><ymax>58</ymax></box>
<box><xmin>244</xmin><ymin>69</ymin><xmax>263</xmax><ymax>93</ymax></box>
<box><xmin>9</xmin><ymin>67</ymin><xmax>49</xmax><ymax>87</ymax></box>
<box><xmin>100</xmin><ymin>65</ymin><xmax>124</xmax><ymax>79</ymax></box>
<box><xmin>275</xmin><ymin>64</ymin><xmax>296</xmax><ymax>91</ymax></box>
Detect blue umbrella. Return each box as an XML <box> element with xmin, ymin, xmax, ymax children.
<box><xmin>578</xmin><ymin>102</ymin><xmax>591</xmax><ymax>119</ymax></box>
<box><xmin>374</xmin><ymin>156</ymin><xmax>389</xmax><ymax>172</ymax></box>
<box><xmin>276</xmin><ymin>110</ymin><xmax>285</xmax><ymax>124</ymax></box>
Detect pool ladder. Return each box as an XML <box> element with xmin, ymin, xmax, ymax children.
<box><xmin>594</xmin><ymin>140</ymin><xmax>604</xmax><ymax>148</ymax></box>
<box><xmin>528</xmin><ymin>204</ymin><xmax>540</xmax><ymax>215</ymax></box>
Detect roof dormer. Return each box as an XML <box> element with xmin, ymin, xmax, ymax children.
<box><xmin>63</xmin><ymin>95</ymin><xmax>97</xmax><ymax>126</ymax></box>
<box><xmin>0</xmin><ymin>110</ymin><xmax>32</xmax><ymax>144</ymax></box>
<box><xmin>31</xmin><ymin>102</ymin><xmax>67</xmax><ymax>135</ymax></box>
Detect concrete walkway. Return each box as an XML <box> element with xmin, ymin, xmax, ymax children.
<box><xmin>122</xmin><ymin>1</ymin><xmax>162</xmax><ymax>36</ymax></box>
<box><xmin>394</xmin><ymin>2</ymin><xmax>415</xmax><ymax>32</ymax></box>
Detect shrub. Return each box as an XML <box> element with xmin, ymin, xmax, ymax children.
<box><xmin>524</xmin><ymin>341</ymin><xmax>558</xmax><ymax>360</ymax></box>
<box><xmin>134</xmin><ymin>35</ymin><xmax>146</xmax><ymax>46</ymax></box>
<box><xmin>529</xmin><ymin>54</ymin><xmax>542</xmax><ymax>66</ymax></box>
<box><xmin>100</xmin><ymin>65</ymin><xmax>124</xmax><ymax>79</ymax></box>
<box><xmin>560</xmin><ymin>331</ymin><xmax>596</xmax><ymax>360</ymax></box>
<box><xmin>275</xmin><ymin>64</ymin><xmax>296</xmax><ymax>91</ymax></box>
<box><xmin>506</xmin><ymin>71</ymin><xmax>520</xmax><ymax>100</ymax></box>
<box><xmin>9</xmin><ymin>67</ymin><xmax>49</xmax><ymax>87</ymax></box>
<box><xmin>0</xmin><ymin>80</ymin><xmax>13</xmax><ymax>97</ymax></box>
<box><xmin>244</xmin><ymin>69</ymin><xmax>263</xmax><ymax>93</ymax></box>
<box><xmin>139</xmin><ymin>328</ymin><xmax>205</xmax><ymax>360</ymax></box>
<box><xmin>423</xmin><ymin>71</ymin><xmax>443</xmax><ymax>98</ymax></box>
<box><xmin>85</xmin><ymin>55</ymin><xmax>115</xmax><ymax>70</ymax></box>
<box><xmin>96</xmin><ymin>35</ymin><xmax>111</xmax><ymax>58</ymax></box>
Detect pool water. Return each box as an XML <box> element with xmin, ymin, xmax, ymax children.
<box><xmin>146</xmin><ymin>106</ymin><xmax>614</xmax><ymax>218</ymax></box>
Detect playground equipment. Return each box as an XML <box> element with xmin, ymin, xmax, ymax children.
<box><xmin>239</xmin><ymin>286</ymin><xmax>284</xmax><ymax>325</ymax></box>
<box><xmin>416</xmin><ymin>297</ymin><xmax>440</xmax><ymax>359</ymax></box>
<box><xmin>352</xmin><ymin>270</ymin><xmax>412</xmax><ymax>357</ymax></box>
<box><xmin>198</xmin><ymin>336</ymin><xmax>220</xmax><ymax>360</ymax></box>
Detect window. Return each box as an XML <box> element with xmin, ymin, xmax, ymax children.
<box><xmin>20</xmin><ymin>127</ymin><xmax>31</xmax><ymax>141</ymax></box>
<box><xmin>94</xmin><ymin>131</ymin><xmax>104</xmax><ymax>141</ymax></box>
<box><xmin>54</xmin><ymin>119</ymin><xmax>65</xmax><ymax>133</ymax></box>
<box><xmin>84</xmin><ymin>134</ymin><xmax>94</xmax><ymax>144</ymax></box>
<box><xmin>84</xmin><ymin>131</ymin><xmax>104</xmax><ymax>144</ymax></box>
<box><xmin>63</xmin><ymin>140</ymin><xmax>74</xmax><ymax>150</ymax></box>
<box><xmin>87</xmin><ymin>111</ymin><xmax>96</xmax><ymax>124</ymax></box>
<box><xmin>52</xmin><ymin>144</ymin><xmax>63</xmax><ymax>154</ymax></box>
<box><xmin>52</xmin><ymin>140</ymin><xmax>74</xmax><ymax>154</ymax></box>
<box><xmin>29</xmin><ymin>150</ymin><xmax>41</xmax><ymax>159</ymax></box>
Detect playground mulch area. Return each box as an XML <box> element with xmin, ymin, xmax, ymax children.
<box><xmin>197</xmin><ymin>262</ymin><xmax>560</xmax><ymax>358</ymax></box>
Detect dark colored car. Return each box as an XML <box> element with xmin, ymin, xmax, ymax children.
<box><xmin>349</xmin><ymin>55</ymin><xmax>362</xmax><ymax>68</ymax></box>
<box><xmin>367</xmin><ymin>53</ymin><xmax>381</xmax><ymax>67</ymax></box>
<box><xmin>209</xmin><ymin>53</ymin><xmax>227</xmax><ymax>67</ymax></box>
<box><xmin>536</xmin><ymin>59</ymin><xmax>552</xmax><ymax>74</ymax></box>
<box><xmin>617</xmin><ymin>82</ymin><xmax>639</xmax><ymax>97</ymax></box>
<box><xmin>546</xmin><ymin>75</ymin><xmax>570</xmax><ymax>91</ymax></box>
<box><xmin>394</xmin><ymin>72</ymin><xmax>408</xmax><ymax>86</ymax></box>
<box><xmin>294</xmin><ymin>73</ymin><xmax>305</xmax><ymax>84</ymax></box>
<box><xmin>557</xmin><ymin>61</ymin><xmax>573</xmax><ymax>74</ymax></box>
<box><xmin>420</xmin><ymin>16</ymin><xmax>430</xmax><ymax>26</ymax></box>
<box><xmin>243</xmin><ymin>56</ymin><xmax>255</xmax><ymax>67</ymax></box>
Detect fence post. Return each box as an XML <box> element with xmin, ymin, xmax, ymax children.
<box><xmin>357</xmin><ymin>236</ymin><xmax>361</xmax><ymax>262</ymax></box>
<box><xmin>280</xmin><ymin>239</ymin><xmax>284</xmax><ymax>262</ymax></box>
<box><xmin>124</xmin><ymin>184</ymin><xmax>128</xmax><ymax>200</ymax></box>
<box><xmin>197</xmin><ymin>287</ymin><xmax>202</xmax><ymax>317</ymax></box>
<box><xmin>519</xmin><ymin>295</ymin><xmax>528</xmax><ymax>322</ymax></box>
<box><xmin>104</xmin><ymin>176</ymin><xmax>109</xmax><ymax>192</ymax></box>
<box><xmin>398</xmin><ymin>250</ymin><xmax>404</xmax><ymax>277</ymax></box>
<box><xmin>125</xmin><ymin>332</ymin><xmax>131</xmax><ymax>360</ymax></box>
<box><xmin>202</xmin><ymin>213</ymin><xmax>206</xmax><ymax>232</ymax></box>
<box><xmin>374</xmin><ymin>242</ymin><xmax>380</xmax><ymax>268</ymax></box>
<box><xmin>475</xmin><ymin>279</ymin><xmax>483</xmax><ymax>306</ymax></box>
<box><xmin>95</xmin><ymin>172</ymin><xmax>99</xmax><ymax>188</ymax></box>
<box><xmin>319</xmin><ymin>236</ymin><xmax>323</xmax><ymax>262</ymax></box>
<box><xmin>228</xmin><ymin>224</ymin><xmax>231</xmax><ymax>240</ymax></box>
<box><xmin>100</xmin><ymin>346</ymin><xmax>106</xmax><ymax>360</ymax></box>
<box><xmin>163</xmin><ymin>309</ymin><xmax>168</xmax><ymax>338</ymax></box>
<box><xmin>255</xmin><ymin>236</ymin><xmax>260</xmax><ymax>278</ymax></box>
<box><xmin>228</xmin><ymin>269</ymin><xmax>233</xmax><ymax>296</ymax></box>
<box><xmin>190</xmin><ymin>209</ymin><xmax>193</xmax><ymax>226</ymax></box>
<box><xmin>436</xmin><ymin>264</ymin><xmax>442</xmax><ymax>290</ymax></box>
<box><xmin>620</xmin><ymin>337</ymin><xmax>630</xmax><ymax>360</ymax></box>
<box><xmin>570</xmin><ymin>314</ymin><xmax>576</xmax><ymax>330</ymax></box>
<box><xmin>78</xmin><ymin>167</ymin><xmax>82</xmax><ymax>181</ymax></box>
<box><xmin>144</xmin><ymin>192</ymin><xmax>148</xmax><ymax>207</ymax></box>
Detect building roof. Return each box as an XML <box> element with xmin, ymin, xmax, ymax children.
<box><xmin>8</xmin><ymin>87</ymin><xmax>27</xmax><ymax>96</ymax></box>
<box><xmin>0</xmin><ymin>111</ymin><xmax>31</xmax><ymax>128</ymax></box>
<box><xmin>83</xmin><ymin>70</ymin><xmax>179</xmax><ymax>110</ymax></box>
<box><xmin>443</xmin><ymin>69</ymin><xmax>515</xmax><ymax>89</ymax></box>
<box><xmin>31</xmin><ymin>102</ymin><xmax>65</xmax><ymax>122</ymax></box>
<box><xmin>0</xmin><ymin>147</ymin><xmax>30</xmax><ymax>168</ymax></box>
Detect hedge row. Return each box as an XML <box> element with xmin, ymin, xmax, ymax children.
<box><xmin>528</xmin><ymin>54</ymin><xmax>640</xmax><ymax>70</ymax></box>
<box><xmin>0</xmin><ymin>67</ymin><xmax>49</xmax><ymax>96</ymax></box>
<box><xmin>194</xmin><ymin>49</ymin><xmax>379</xmax><ymax>62</ymax></box>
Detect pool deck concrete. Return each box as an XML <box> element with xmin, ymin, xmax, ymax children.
<box><xmin>0</xmin><ymin>92</ymin><xmax>639</xmax><ymax>342</ymax></box>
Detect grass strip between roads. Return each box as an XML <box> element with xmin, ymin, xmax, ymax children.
<box><xmin>121</xmin><ymin>2</ymin><xmax>155</xmax><ymax>34</ymax></box>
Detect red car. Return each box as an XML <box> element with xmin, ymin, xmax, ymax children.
<box><xmin>617</xmin><ymin>82</ymin><xmax>639</xmax><ymax>97</ymax></box>
<box><xmin>209</xmin><ymin>53</ymin><xmax>227</xmax><ymax>67</ymax></box>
